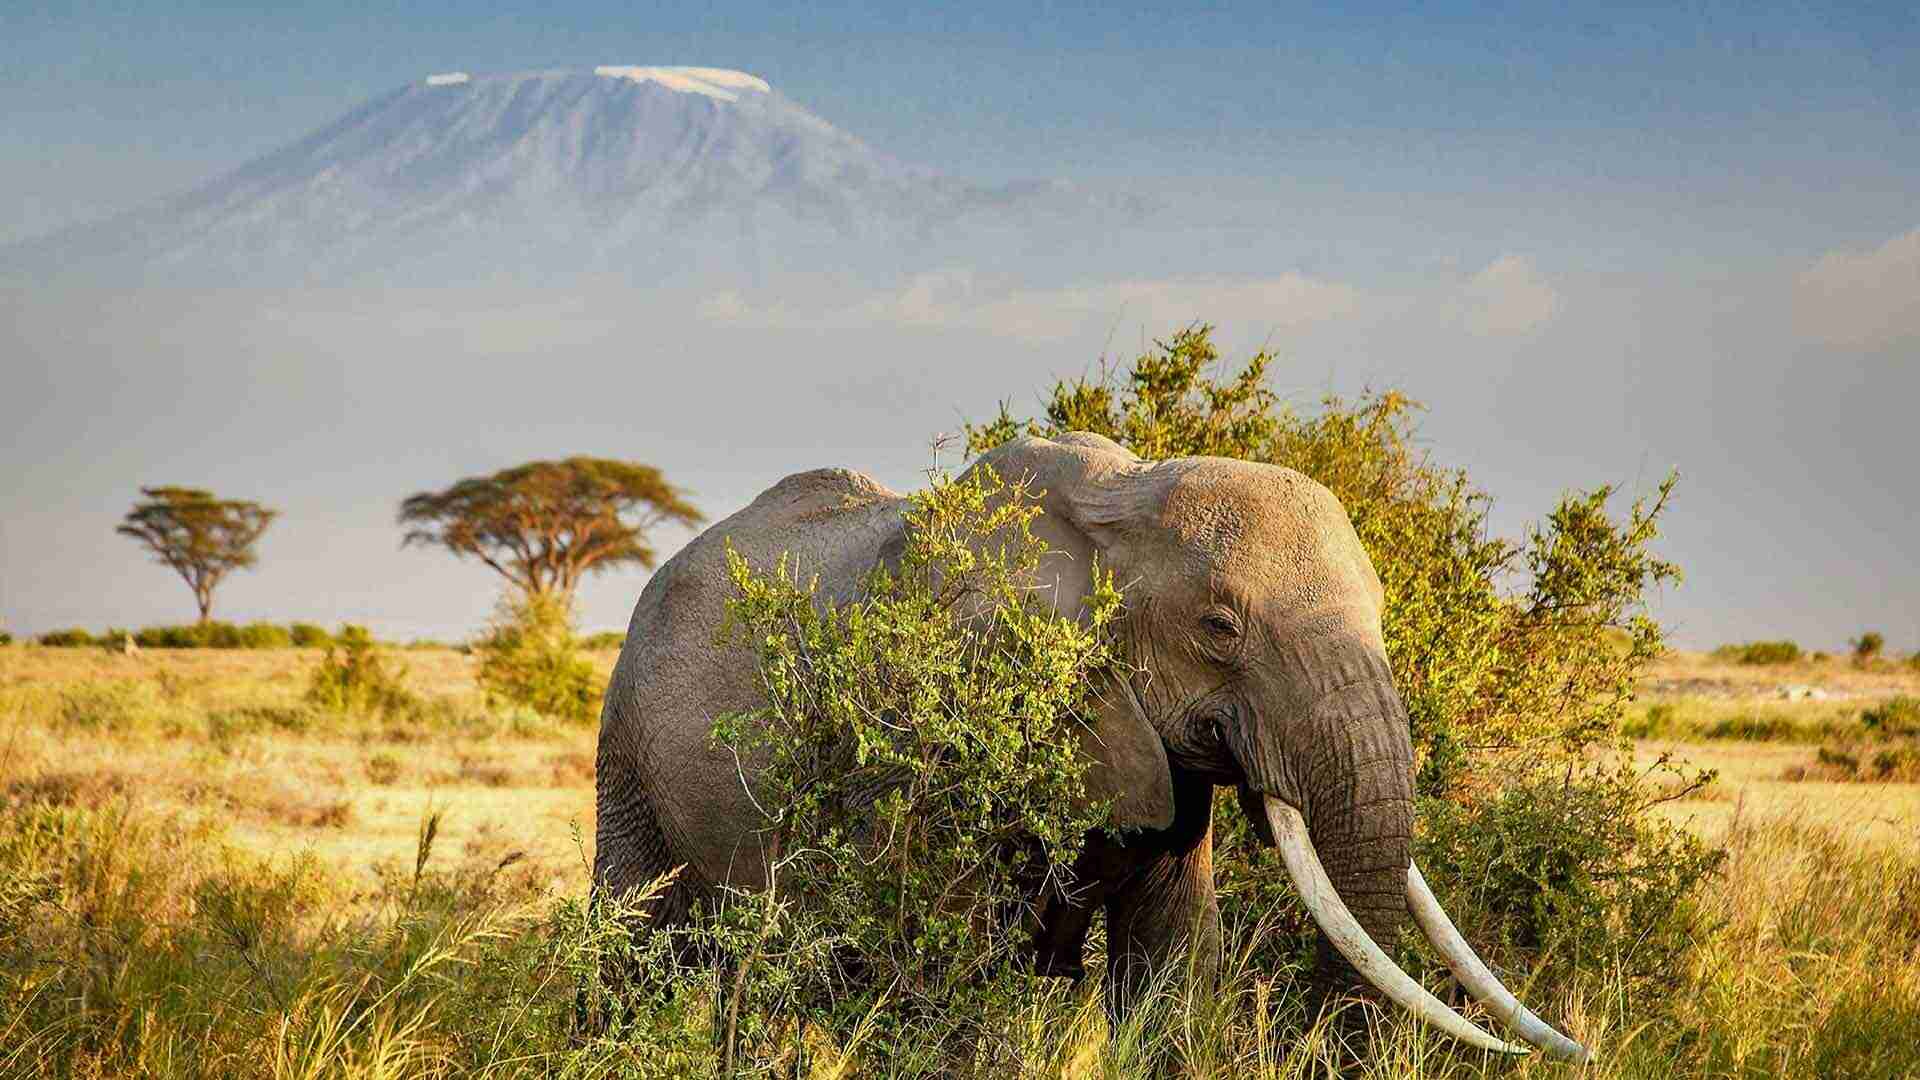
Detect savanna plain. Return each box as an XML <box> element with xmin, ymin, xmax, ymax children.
<box><xmin>5</xmin><ymin>640</ymin><xmax>1920</xmax><ymax>1078</ymax></box>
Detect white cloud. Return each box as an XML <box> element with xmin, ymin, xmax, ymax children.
<box><xmin>1795</xmin><ymin>227</ymin><xmax>1920</xmax><ymax>349</ymax></box>
<box><xmin>696</xmin><ymin>269</ymin><xmax>1364</xmax><ymax>344</ymax></box>
<box><xmin>1455</xmin><ymin>255</ymin><xmax>1562</xmax><ymax>337</ymax></box>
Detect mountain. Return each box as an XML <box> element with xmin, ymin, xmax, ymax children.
<box><xmin>10</xmin><ymin>66</ymin><xmax>1142</xmax><ymax>286</ymax></box>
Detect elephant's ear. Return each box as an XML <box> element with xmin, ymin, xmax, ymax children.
<box><xmin>963</xmin><ymin>432</ymin><xmax>1179</xmax><ymax>832</ymax></box>
<box><xmin>965</xmin><ymin>432</ymin><xmax>1177</xmax><ymax>618</ymax></box>
<box><xmin>1078</xmin><ymin>680</ymin><xmax>1176</xmax><ymax>831</ymax></box>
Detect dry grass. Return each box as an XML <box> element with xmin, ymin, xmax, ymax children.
<box><xmin>0</xmin><ymin>644</ymin><xmax>611</xmax><ymax>903</ymax></box>
<box><xmin>5</xmin><ymin>643</ymin><xmax>1920</xmax><ymax>1076</ymax></box>
<box><xmin>1645</xmin><ymin>648</ymin><xmax>1920</xmax><ymax>700</ymax></box>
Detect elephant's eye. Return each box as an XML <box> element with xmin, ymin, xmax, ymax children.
<box><xmin>1201</xmin><ymin>611</ymin><xmax>1241</xmax><ymax>640</ymax></box>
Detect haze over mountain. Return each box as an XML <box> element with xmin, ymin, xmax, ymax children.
<box><xmin>7</xmin><ymin>65</ymin><xmax>1139</xmax><ymax>286</ymax></box>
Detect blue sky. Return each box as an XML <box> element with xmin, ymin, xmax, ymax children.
<box><xmin>4</xmin><ymin>2</ymin><xmax>1913</xmax><ymax>245</ymax></box>
<box><xmin>2</xmin><ymin>2</ymin><xmax>1916</xmax><ymax>650</ymax></box>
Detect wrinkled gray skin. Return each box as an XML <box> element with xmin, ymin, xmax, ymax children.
<box><xmin>593</xmin><ymin>432</ymin><xmax>1413</xmax><ymax>1011</ymax></box>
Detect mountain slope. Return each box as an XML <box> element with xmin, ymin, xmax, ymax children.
<box><xmin>14</xmin><ymin>66</ymin><xmax>1133</xmax><ymax>285</ymax></box>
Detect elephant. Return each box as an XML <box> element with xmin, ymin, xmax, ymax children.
<box><xmin>591</xmin><ymin>432</ymin><xmax>1588</xmax><ymax>1063</ymax></box>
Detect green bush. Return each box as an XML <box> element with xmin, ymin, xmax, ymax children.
<box><xmin>969</xmin><ymin>325</ymin><xmax>1711</xmax><ymax>1038</ymax></box>
<box><xmin>0</xmin><ymin>630</ymin><xmax>11</xmax><ymax>646</ymax></box>
<box><xmin>702</xmin><ymin>465</ymin><xmax>1119</xmax><ymax>1072</ymax></box>
<box><xmin>1703</xmin><ymin>713</ymin><xmax>1800</xmax><ymax>741</ymax></box>
<box><xmin>1862</xmin><ymin>696</ymin><xmax>1920</xmax><ymax>737</ymax></box>
<box><xmin>288</xmin><ymin>622</ymin><xmax>331</xmax><ymax>647</ymax></box>
<box><xmin>1809</xmin><ymin>736</ymin><xmax>1920</xmax><ymax>783</ymax></box>
<box><xmin>1623</xmin><ymin>701</ymin><xmax>1677</xmax><ymax>738</ymax></box>
<box><xmin>1852</xmin><ymin>631</ymin><xmax>1886</xmax><ymax>663</ymax></box>
<box><xmin>305</xmin><ymin>625</ymin><xmax>417</xmax><ymax>717</ymax></box>
<box><xmin>55</xmin><ymin>681</ymin><xmax>170</xmax><ymax>733</ymax></box>
<box><xmin>1412</xmin><ymin>759</ymin><xmax>1722</xmax><ymax>1005</ymax></box>
<box><xmin>238</xmin><ymin>621</ymin><xmax>293</xmax><ymax>648</ymax></box>
<box><xmin>132</xmin><ymin>624</ymin><xmax>182</xmax><ymax>648</ymax></box>
<box><xmin>131</xmin><ymin>620</ymin><xmax>290</xmax><ymax>648</ymax></box>
<box><xmin>969</xmin><ymin>325</ymin><xmax>1680</xmax><ymax>794</ymax></box>
<box><xmin>206</xmin><ymin>704</ymin><xmax>315</xmax><ymax>743</ymax></box>
<box><xmin>37</xmin><ymin>628</ymin><xmax>94</xmax><ymax>647</ymax></box>
<box><xmin>472</xmin><ymin>594</ymin><xmax>600</xmax><ymax>723</ymax></box>
<box><xmin>1713</xmin><ymin>639</ymin><xmax>1803</xmax><ymax>665</ymax></box>
<box><xmin>1869</xmin><ymin>745</ymin><xmax>1920</xmax><ymax>781</ymax></box>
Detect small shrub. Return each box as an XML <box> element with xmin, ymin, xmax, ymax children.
<box><xmin>364</xmin><ymin>753</ymin><xmax>403</xmax><ymax>785</ymax></box>
<box><xmin>1623</xmin><ymin>701</ymin><xmax>1676</xmax><ymax>738</ymax></box>
<box><xmin>580</xmin><ymin>630</ymin><xmax>626</xmax><ymax>650</ymax></box>
<box><xmin>130</xmin><ymin>620</ymin><xmax>293</xmax><ymax>649</ymax></box>
<box><xmin>1852</xmin><ymin>631</ymin><xmax>1886</xmax><ymax>664</ymax></box>
<box><xmin>236</xmin><ymin>621</ymin><xmax>292</xmax><ymax>648</ymax></box>
<box><xmin>38</xmin><ymin>628</ymin><xmax>94</xmax><ymax>647</ymax></box>
<box><xmin>457</xmin><ymin>754</ymin><xmax>517</xmax><ymax>787</ymax></box>
<box><xmin>1804</xmin><ymin>738</ymin><xmax>1920</xmax><ymax>783</ymax></box>
<box><xmin>288</xmin><ymin>622</ymin><xmax>331</xmax><ymax>647</ymax></box>
<box><xmin>1816</xmin><ymin>743</ymin><xmax>1862</xmax><ymax>773</ymax></box>
<box><xmin>472</xmin><ymin>594</ymin><xmax>600</xmax><ymax>724</ymax></box>
<box><xmin>56</xmin><ymin>682</ymin><xmax>165</xmax><ymax>733</ymax></box>
<box><xmin>548</xmin><ymin>751</ymin><xmax>596</xmax><ymax>784</ymax></box>
<box><xmin>1863</xmin><ymin>696</ymin><xmax>1920</xmax><ymax>736</ymax></box>
<box><xmin>1412</xmin><ymin>758</ymin><xmax>1723</xmax><ymax>1004</ymax></box>
<box><xmin>0</xmin><ymin>629</ymin><xmax>12</xmax><ymax>646</ymax></box>
<box><xmin>1713</xmin><ymin>639</ymin><xmax>1803</xmax><ymax>665</ymax></box>
<box><xmin>134</xmin><ymin>624</ymin><xmax>189</xmax><ymax>648</ymax></box>
<box><xmin>305</xmin><ymin>625</ymin><xmax>417</xmax><ymax>717</ymax></box>
<box><xmin>1870</xmin><ymin>746</ymin><xmax>1920</xmax><ymax>782</ymax></box>
<box><xmin>1704</xmin><ymin>712</ymin><xmax>1799</xmax><ymax>741</ymax></box>
<box><xmin>6</xmin><ymin>769</ymin><xmax>130</xmax><ymax>810</ymax></box>
<box><xmin>294</xmin><ymin>800</ymin><xmax>354</xmax><ymax>829</ymax></box>
<box><xmin>206</xmin><ymin>704</ymin><xmax>314</xmax><ymax>743</ymax></box>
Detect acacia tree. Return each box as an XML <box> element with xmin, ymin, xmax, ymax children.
<box><xmin>116</xmin><ymin>486</ymin><xmax>278</xmax><ymax>623</ymax></box>
<box><xmin>398</xmin><ymin>457</ymin><xmax>704</xmax><ymax>602</ymax></box>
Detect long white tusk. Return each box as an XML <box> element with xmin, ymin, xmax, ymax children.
<box><xmin>1406</xmin><ymin>863</ymin><xmax>1593</xmax><ymax>1064</ymax></box>
<box><xmin>1265</xmin><ymin>799</ymin><xmax>1528</xmax><ymax>1057</ymax></box>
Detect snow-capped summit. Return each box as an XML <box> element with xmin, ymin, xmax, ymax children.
<box><xmin>591</xmin><ymin>65</ymin><xmax>770</xmax><ymax>101</ymax></box>
<box><xmin>8</xmin><ymin>66</ymin><xmax>1140</xmax><ymax>285</ymax></box>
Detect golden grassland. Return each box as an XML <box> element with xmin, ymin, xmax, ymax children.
<box><xmin>3</xmin><ymin>643</ymin><xmax>1920</xmax><ymax>1077</ymax></box>
<box><xmin>0</xmin><ymin>645</ymin><xmax>618</xmax><ymax>901</ymax></box>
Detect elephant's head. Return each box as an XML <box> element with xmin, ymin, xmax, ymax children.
<box><xmin>968</xmin><ymin>432</ymin><xmax>1588</xmax><ymax>1063</ymax></box>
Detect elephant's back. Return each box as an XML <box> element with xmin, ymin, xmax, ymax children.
<box><xmin>596</xmin><ymin>467</ymin><xmax>907</xmax><ymax>894</ymax></box>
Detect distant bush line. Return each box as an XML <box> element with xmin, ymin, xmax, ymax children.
<box><xmin>1712</xmin><ymin>639</ymin><xmax>1804</xmax><ymax>665</ymax></box>
<box><xmin>32</xmin><ymin>621</ymin><xmax>335</xmax><ymax>649</ymax></box>
<box><xmin>20</xmin><ymin>622</ymin><xmax>629</xmax><ymax>651</ymax></box>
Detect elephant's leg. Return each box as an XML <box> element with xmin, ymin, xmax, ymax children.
<box><xmin>1030</xmin><ymin>886</ymin><xmax>1099</xmax><ymax>980</ymax></box>
<box><xmin>1103</xmin><ymin>777</ymin><xmax>1221</xmax><ymax>1019</ymax></box>
<box><xmin>581</xmin><ymin>751</ymin><xmax>710</xmax><ymax>1033</ymax></box>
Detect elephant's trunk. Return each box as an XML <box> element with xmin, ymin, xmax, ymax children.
<box><xmin>1246</xmin><ymin>652</ymin><xmax>1591</xmax><ymax>1062</ymax></box>
<box><xmin>1298</xmin><ymin>673</ymin><xmax>1414</xmax><ymax>987</ymax></box>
